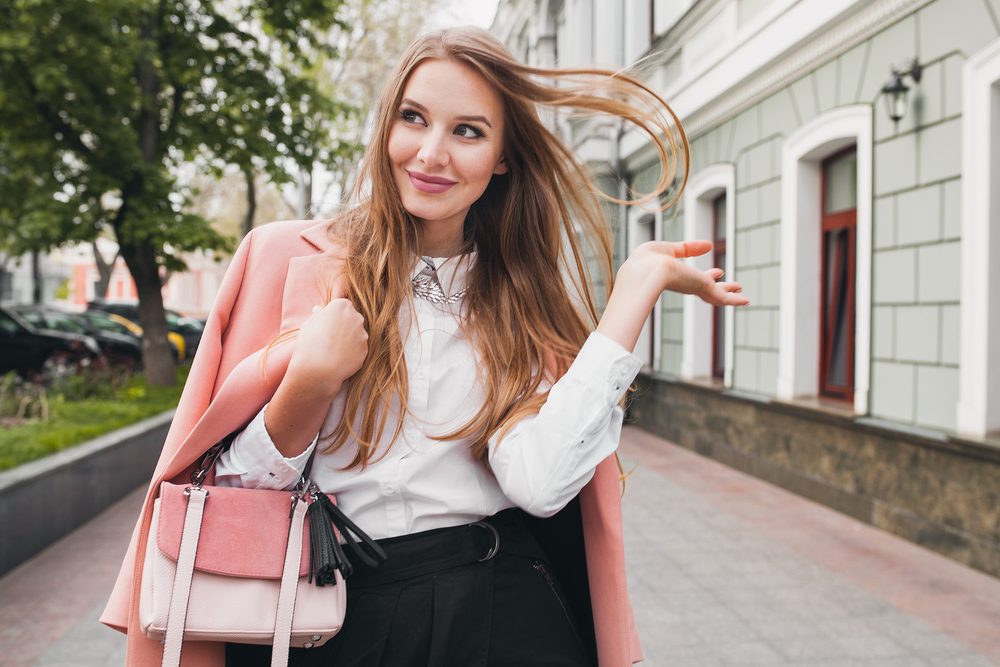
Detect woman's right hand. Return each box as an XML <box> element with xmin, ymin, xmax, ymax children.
<box><xmin>265</xmin><ymin>293</ymin><xmax>368</xmax><ymax>458</ymax></box>
<box><xmin>287</xmin><ymin>297</ymin><xmax>369</xmax><ymax>398</ymax></box>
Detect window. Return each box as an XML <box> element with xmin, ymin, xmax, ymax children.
<box><xmin>0</xmin><ymin>311</ymin><xmax>20</xmax><ymax>335</ymax></box>
<box><xmin>712</xmin><ymin>193</ymin><xmax>727</xmax><ymax>380</ymax></box>
<box><xmin>778</xmin><ymin>105</ymin><xmax>872</xmax><ymax>414</ymax></box>
<box><xmin>819</xmin><ymin>148</ymin><xmax>857</xmax><ymax>401</ymax></box>
<box><xmin>682</xmin><ymin>163</ymin><xmax>734</xmax><ymax>385</ymax></box>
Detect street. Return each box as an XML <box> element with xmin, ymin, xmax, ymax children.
<box><xmin>2</xmin><ymin>426</ymin><xmax>997</xmax><ymax>667</ymax></box>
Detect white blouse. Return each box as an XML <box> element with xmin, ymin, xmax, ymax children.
<box><xmin>215</xmin><ymin>252</ymin><xmax>643</xmax><ymax>540</ymax></box>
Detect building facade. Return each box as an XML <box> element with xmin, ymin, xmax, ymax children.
<box><xmin>494</xmin><ymin>0</ymin><xmax>1000</xmax><ymax>576</ymax></box>
<box><xmin>1</xmin><ymin>239</ymin><xmax>230</xmax><ymax>319</ymax></box>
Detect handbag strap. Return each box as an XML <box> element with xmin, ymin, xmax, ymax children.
<box><xmin>159</xmin><ymin>485</ymin><xmax>307</xmax><ymax>667</ymax></box>
<box><xmin>161</xmin><ymin>486</ymin><xmax>209</xmax><ymax>667</ymax></box>
<box><xmin>271</xmin><ymin>494</ymin><xmax>308</xmax><ymax>667</ymax></box>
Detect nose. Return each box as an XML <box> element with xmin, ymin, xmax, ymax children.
<box><xmin>416</xmin><ymin>129</ymin><xmax>450</xmax><ymax>168</ymax></box>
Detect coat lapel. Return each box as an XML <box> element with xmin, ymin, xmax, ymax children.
<box><xmin>156</xmin><ymin>220</ymin><xmax>338</xmax><ymax>485</ymax></box>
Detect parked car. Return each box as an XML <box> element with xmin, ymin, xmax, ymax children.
<box><xmin>88</xmin><ymin>301</ymin><xmax>202</xmax><ymax>358</ymax></box>
<box><xmin>81</xmin><ymin>310</ymin><xmax>184</xmax><ymax>362</ymax></box>
<box><xmin>0</xmin><ymin>305</ymin><xmax>102</xmax><ymax>376</ymax></box>
<box><xmin>11</xmin><ymin>305</ymin><xmax>143</xmax><ymax>367</ymax></box>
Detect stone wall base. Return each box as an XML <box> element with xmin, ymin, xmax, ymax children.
<box><xmin>628</xmin><ymin>374</ymin><xmax>1000</xmax><ymax>578</ymax></box>
<box><xmin>0</xmin><ymin>411</ymin><xmax>173</xmax><ymax>577</ymax></box>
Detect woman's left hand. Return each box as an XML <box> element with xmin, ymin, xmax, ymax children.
<box><xmin>619</xmin><ymin>240</ymin><xmax>748</xmax><ymax>307</ymax></box>
<box><xmin>596</xmin><ymin>240</ymin><xmax>749</xmax><ymax>353</ymax></box>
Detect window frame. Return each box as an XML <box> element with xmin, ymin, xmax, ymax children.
<box><xmin>778</xmin><ymin>105</ymin><xmax>873</xmax><ymax>415</ymax></box>
<box><xmin>711</xmin><ymin>193</ymin><xmax>728</xmax><ymax>380</ymax></box>
<box><xmin>818</xmin><ymin>146</ymin><xmax>858</xmax><ymax>402</ymax></box>
<box><xmin>682</xmin><ymin>163</ymin><xmax>735</xmax><ymax>386</ymax></box>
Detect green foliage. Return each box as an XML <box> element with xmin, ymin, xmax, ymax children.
<box><xmin>45</xmin><ymin>362</ymin><xmax>134</xmax><ymax>401</ymax></box>
<box><xmin>53</xmin><ymin>278</ymin><xmax>70</xmax><ymax>300</ymax></box>
<box><xmin>0</xmin><ymin>364</ymin><xmax>188</xmax><ymax>472</ymax></box>
<box><xmin>0</xmin><ymin>0</ymin><xmax>349</xmax><ymax>380</ymax></box>
<box><xmin>0</xmin><ymin>372</ymin><xmax>48</xmax><ymax>422</ymax></box>
<box><xmin>0</xmin><ymin>0</ymin><xmax>348</xmax><ymax>256</ymax></box>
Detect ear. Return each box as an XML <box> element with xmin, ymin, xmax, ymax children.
<box><xmin>493</xmin><ymin>155</ymin><xmax>509</xmax><ymax>176</ymax></box>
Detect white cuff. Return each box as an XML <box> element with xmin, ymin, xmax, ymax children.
<box><xmin>572</xmin><ymin>331</ymin><xmax>644</xmax><ymax>405</ymax></box>
<box><xmin>214</xmin><ymin>403</ymin><xmax>317</xmax><ymax>490</ymax></box>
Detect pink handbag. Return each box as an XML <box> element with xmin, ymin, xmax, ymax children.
<box><xmin>139</xmin><ymin>439</ymin><xmax>385</xmax><ymax>667</ymax></box>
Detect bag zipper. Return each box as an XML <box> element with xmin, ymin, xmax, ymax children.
<box><xmin>533</xmin><ymin>561</ymin><xmax>586</xmax><ymax>651</ymax></box>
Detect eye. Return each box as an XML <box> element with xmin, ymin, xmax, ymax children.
<box><xmin>455</xmin><ymin>124</ymin><xmax>485</xmax><ymax>139</ymax></box>
<box><xmin>400</xmin><ymin>108</ymin><xmax>426</xmax><ymax>126</ymax></box>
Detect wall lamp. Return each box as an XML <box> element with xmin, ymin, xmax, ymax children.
<box><xmin>882</xmin><ymin>59</ymin><xmax>922</xmax><ymax>123</ymax></box>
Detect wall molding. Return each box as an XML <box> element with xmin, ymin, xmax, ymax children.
<box><xmin>680</xmin><ymin>0</ymin><xmax>934</xmax><ymax>137</ymax></box>
<box><xmin>957</xmin><ymin>37</ymin><xmax>1000</xmax><ymax>437</ymax></box>
<box><xmin>682</xmin><ymin>163</ymin><xmax>736</xmax><ymax>385</ymax></box>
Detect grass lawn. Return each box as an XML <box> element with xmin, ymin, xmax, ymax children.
<box><xmin>0</xmin><ymin>366</ymin><xmax>187</xmax><ymax>473</ymax></box>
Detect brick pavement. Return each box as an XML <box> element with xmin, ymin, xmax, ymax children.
<box><xmin>1</xmin><ymin>427</ymin><xmax>998</xmax><ymax>666</ymax></box>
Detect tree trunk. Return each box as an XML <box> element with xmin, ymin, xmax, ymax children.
<box><xmin>31</xmin><ymin>250</ymin><xmax>42</xmax><ymax>304</ymax></box>
<box><xmin>120</xmin><ymin>240</ymin><xmax>175</xmax><ymax>386</ymax></box>
<box><xmin>243</xmin><ymin>166</ymin><xmax>257</xmax><ymax>236</ymax></box>
<box><xmin>119</xmin><ymin>9</ymin><xmax>173</xmax><ymax>386</ymax></box>
<box><xmin>92</xmin><ymin>241</ymin><xmax>116</xmax><ymax>299</ymax></box>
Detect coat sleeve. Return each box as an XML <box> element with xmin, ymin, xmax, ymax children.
<box><xmin>99</xmin><ymin>227</ymin><xmax>259</xmax><ymax>637</ymax></box>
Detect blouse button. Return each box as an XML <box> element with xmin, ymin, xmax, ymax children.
<box><xmin>417</xmin><ymin>370</ymin><xmax>426</xmax><ymax>380</ymax></box>
<box><xmin>612</xmin><ymin>382</ymin><xmax>621</xmax><ymax>392</ymax></box>
<box><xmin>386</xmin><ymin>485</ymin><xmax>395</xmax><ymax>495</ymax></box>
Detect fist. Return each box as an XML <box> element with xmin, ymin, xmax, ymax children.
<box><xmin>288</xmin><ymin>298</ymin><xmax>369</xmax><ymax>395</ymax></box>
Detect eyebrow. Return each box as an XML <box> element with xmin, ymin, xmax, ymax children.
<box><xmin>400</xmin><ymin>98</ymin><xmax>493</xmax><ymax>129</ymax></box>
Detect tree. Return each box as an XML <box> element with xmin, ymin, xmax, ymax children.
<box><xmin>307</xmin><ymin>0</ymin><xmax>443</xmax><ymax>214</ymax></box>
<box><xmin>0</xmin><ymin>0</ymin><xmax>347</xmax><ymax>384</ymax></box>
<box><xmin>186</xmin><ymin>167</ymin><xmax>295</xmax><ymax>239</ymax></box>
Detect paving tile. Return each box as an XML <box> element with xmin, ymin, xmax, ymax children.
<box><xmin>619</xmin><ymin>427</ymin><xmax>1000</xmax><ymax>667</ymax></box>
<box><xmin>5</xmin><ymin>429</ymin><xmax>1000</xmax><ymax>667</ymax></box>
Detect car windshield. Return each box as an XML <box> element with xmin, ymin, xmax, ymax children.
<box><xmin>15</xmin><ymin>311</ymin><xmax>44</xmax><ymax>328</ymax></box>
<box><xmin>42</xmin><ymin>313</ymin><xmax>89</xmax><ymax>335</ymax></box>
<box><xmin>0</xmin><ymin>311</ymin><xmax>23</xmax><ymax>335</ymax></box>
<box><xmin>82</xmin><ymin>312</ymin><xmax>129</xmax><ymax>334</ymax></box>
<box><xmin>178</xmin><ymin>316</ymin><xmax>204</xmax><ymax>331</ymax></box>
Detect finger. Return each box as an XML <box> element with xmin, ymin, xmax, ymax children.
<box><xmin>722</xmin><ymin>293</ymin><xmax>751</xmax><ymax>306</ymax></box>
<box><xmin>671</xmin><ymin>240</ymin><xmax>713</xmax><ymax>258</ymax></box>
<box><xmin>716</xmin><ymin>281</ymin><xmax>742</xmax><ymax>293</ymax></box>
<box><xmin>715</xmin><ymin>282</ymin><xmax>749</xmax><ymax>306</ymax></box>
<box><xmin>707</xmin><ymin>267</ymin><xmax>724</xmax><ymax>280</ymax></box>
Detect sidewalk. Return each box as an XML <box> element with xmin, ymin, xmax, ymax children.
<box><xmin>2</xmin><ymin>426</ymin><xmax>998</xmax><ymax>666</ymax></box>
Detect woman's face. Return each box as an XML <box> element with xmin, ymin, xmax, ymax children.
<box><xmin>387</xmin><ymin>58</ymin><xmax>508</xmax><ymax>248</ymax></box>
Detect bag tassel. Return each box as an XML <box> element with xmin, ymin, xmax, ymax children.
<box><xmin>306</xmin><ymin>485</ymin><xmax>387</xmax><ymax>584</ymax></box>
<box><xmin>306</xmin><ymin>497</ymin><xmax>344</xmax><ymax>586</ymax></box>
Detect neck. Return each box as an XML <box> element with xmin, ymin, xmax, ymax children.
<box><xmin>416</xmin><ymin>217</ymin><xmax>466</xmax><ymax>257</ymax></box>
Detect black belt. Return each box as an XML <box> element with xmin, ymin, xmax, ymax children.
<box><xmin>348</xmin><ymin>509</ymin><xmax>545</xmax><ymax>588</ymax></box>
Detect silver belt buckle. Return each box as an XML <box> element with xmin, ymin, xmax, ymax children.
<box><xmin>471</xmin><ymin>521</ymin><xmax>500</xmax><ymax>561</ymax></box>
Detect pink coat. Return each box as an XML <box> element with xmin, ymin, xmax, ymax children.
<box><xmin>101</xmin><ymin>219</ymin><xmax>643</xmax><ymax>666</ymax></box>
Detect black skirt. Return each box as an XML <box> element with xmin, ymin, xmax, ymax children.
<box><xmin>226</xmin><ymin>509</ymin><xmax>596</xmax><ymax>667</ymax></box>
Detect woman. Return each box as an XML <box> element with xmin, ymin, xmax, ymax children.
<box><xmin>102</xmin><ymin>27</ymin><xmax>747</xmax><ymax>667</ymax></box>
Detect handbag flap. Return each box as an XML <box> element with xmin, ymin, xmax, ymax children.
<box><xmin>156</xmin><ymin>481</ymin><xmax>321</xmax><ymax>579</ymax></box>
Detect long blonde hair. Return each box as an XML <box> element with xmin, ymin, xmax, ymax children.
<box><xmin>323</xmin><ymin>27</ymin><xmax>687</xmax><ymax>468</ymax></box>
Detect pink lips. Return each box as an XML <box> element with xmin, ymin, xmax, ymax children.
<box><xmin>407</xmin><ymin>171</ymin><xmax>456</xmax><ymax>194</ymax></box>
